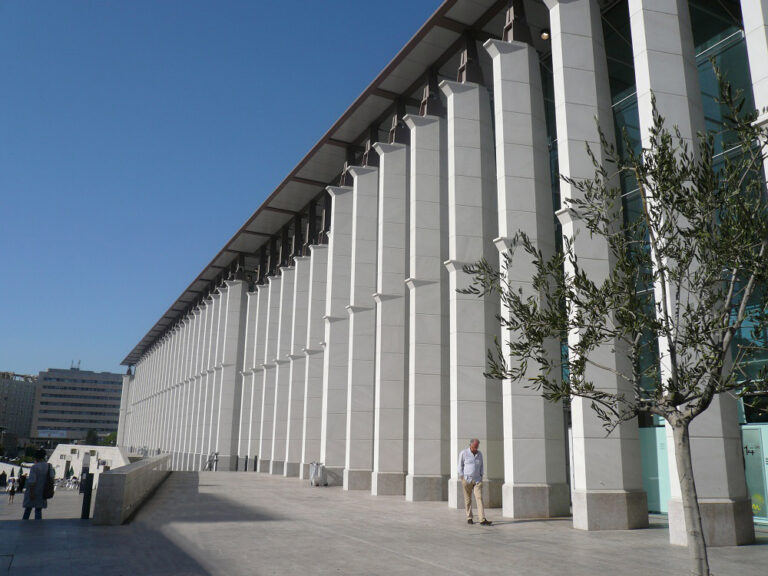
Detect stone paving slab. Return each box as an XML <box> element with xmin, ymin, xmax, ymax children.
<box><xmin>0</xmin><ymin>471</ymin><xmax>766</xmax><ymax>575</ymax></box>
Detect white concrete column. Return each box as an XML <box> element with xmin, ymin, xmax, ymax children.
<box><xmin>248</xmin><ymin>285</ymin><xmax>268</xmax><ymax>471</ymax></box>
<box><xmin>271</xmin><ymin>266</ymin><xmax>295</xmax><ymax>475</ymax></box>
<box><xmin>371</xmin><ymin>142</ymin><xmax>409</xmax><ymax>496</ymax></box>
<box><xmin>174</xmin><ymin>318</ymin><xmax>190</xmax><ymax>469</ymax></box>
<box><xmin>485</xmin><ymin>38</ymin><xmax>570</xmax><ymax>519</ymax></box>
<box><xmin>187</xmin><ymin>310</ymin><xmax>200</xmax><ymax>468</ymax></box>
<box><xmin>744</xmin><ymin>0</ymin><xmax>768</xmax><ymax>120</ymax></box>
<box><xmin>630</xmin><ymin>0</ymin><xmax>753</xmax><ymax>545</ymax></box>
<box><xmin>301</xmin><ymin>244</ymin><xmax>329</xmax><ymax>479</ymax></box>
<box><xmin>286</xmin><ymin>255</ymin><xmax>311</xmax><ymax>477</ymax></box>
<box><xmin>257</xmin><ymin>275</ymin><xmax>282</xmax><ymax>472</ymax></box>
<box><xmin>202</xmin><ymin>297</ymin><xmax>215</xmax><ymax>464</ymax></box>
<box><xmin>440</xmin><ymin>78</ymin><xmax>503</xmax><ymax>509</ymax></box>
<box><xmin>546</xmin><ymin>0</ymin><xmax>648</xmax><ymax>530</ymax></box>
<box><xmin>117</xmin><ymin>372</ymin><xmax>132</xmax><ymax>447</ymax></box>
<box><xmin>320</xmin><ymin>185</ymin><xmax>354</xmax><ymax>485</ymax></box>
<box><xmin>238</xmin><ymin>290</ymin><xmax>257</xmax><ymax>470</ymax></box>
<box><xmin>214</xmin><ymin>280</ymin><xmax>247</xmax><ymax>471</ymax></box>
<box><xmin>193</xmin><ymin>300</ymin><xmax>211</xmax><ymax>470</ymax></box>
<box><xmin>403</xmin><ymin>114</ymin><xmax>450</xmax><ymax>502</ymax></box>
<box><xmin>344</xmin><ymin>166</ymin><xmax>379</xmax><ymax>491</ymax></box>
<box><xmin>207</xmin><ymin>292</ymin><xmax>224</xmax><ymax>465</ymax></box>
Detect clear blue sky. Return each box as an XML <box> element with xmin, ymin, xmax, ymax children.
<box><xmin>0</xmin><ymin>0</ymin><xmax>437</xmax><ymax>376</ymax></box>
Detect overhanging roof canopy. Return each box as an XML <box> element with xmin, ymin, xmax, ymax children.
<box><xmin>123</xmin><ymin>0</ymin><xmax>555</xmax><ymax>366</ymax></box>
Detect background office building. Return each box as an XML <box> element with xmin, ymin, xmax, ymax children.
<box><xmin>118</xmin><ymin>0</ymin><xmax>768</xmax><ymax>548</ymax></box>
<box><xmin>0</xmin><ymin>372</ymin><xmax>38</xmax><ymax>455</ymax></box>
<box><xmin>32</xmin><ymin>367</ymin><xmax>123</xmax><ymax>443</ymax></box>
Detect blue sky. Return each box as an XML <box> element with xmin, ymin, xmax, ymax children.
<box><xmin>0</xmin><ymin>1</ymin><xmax>437</xmax><ymax>376</ymax></box>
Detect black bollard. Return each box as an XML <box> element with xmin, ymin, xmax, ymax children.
<box><xmin>80</xmin><ymin>472</ymin><xmax>94</xmax><ymax>519</ymax></box>
<box><xmin>79</xmin><ymin>453</ymin><xmax>94</xmax><ymax>520</ymax></box>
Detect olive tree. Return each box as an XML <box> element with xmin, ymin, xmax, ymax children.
<box><xmin>462</xmin><ymin>82</ymin><xmax>768</xmax><ymax>576</ymax></box>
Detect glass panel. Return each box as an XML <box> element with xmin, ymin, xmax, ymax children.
<box><xmin>742</xmin><ymin>426</ymin><xmax>768</xmax><ymax>519</ymax></box>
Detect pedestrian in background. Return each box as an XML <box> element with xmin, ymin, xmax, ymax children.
<box><xmin>22</xmin><ymin>449</ymin><xmax>55</xmax><ymax>520</ymax></box>
<box><xmin>457</xmin><ymin>438</ymin><xmax>492</xmax><ymax>526</ymax></box>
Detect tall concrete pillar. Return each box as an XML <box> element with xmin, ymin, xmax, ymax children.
<box><xmin>194</xmin><ymin>300</ymin><xmax>211</xmax><ymax>470</ymax></box>
<box><xmin>440</xmin><ymin>78</ymin><xmax>503</xmax><ymax>509</ymax></box>
<box><xmin>403</xmin><ymin>114</ymin><xmax>450</xmax><ymax>502</ymax></box>
<box><xmin>258</xmin><ymin>276</ymin><xmax>282</xmax><ymax>472</ymax></box>
<box><xmin>484</xmin><ymin>39</ymin><xmax>570</xmax><ymax>519</ymax></box>
<box><xmin>202</xmin><ymin>296</ymin><xmax>216</xmax><ymax>464</ymax></box>
<box><xmin>117</xmin><ymin>372</ymin><xmax>132</xmax><ymax>447</ymax></box>
<box><xmin>185</xmin><ymin>308</ymin><xmax>202</xmax><ymax>469</ymax></box>
<box><xmin>286</xmin><ymin>255</ymin><xmax>311</xmax><ymax>477</ymax></box>
<box><xmin>237</xmin><ymin>290</ymin><xmax>257</xmax><ymax>470</ymax></box>
<box><xmin>344</xmin><ymin>166</ymin><xmax>379</xmax><ymax>491</ymax></box>
<box><xmin>207</xmin><ymin>292</ymin><xmax>223</xmax><ymax>466</ymax></box>
<box><xmin>271</xmin><ymin>267</ymin><xmax>295</xmax><ymax>475</ymax></box>
<box><xmin>248</xmin><ymin>285</ymin><xmax>268</xmax><ymax>471</ymax></box>
<box><xmin>630</xmin><ymin>0</ymin><xmax>753</xmax><ymax>545</ymax></box>
<box><xmin>744</xmin><ymin>0</ymin><xmax>768</xmax><ymax>120</ymax></box>
<box><xmin>545</xmin><ymin>0</ymin><xmax>648</xmax><ymax>530</ymax></box>
<box><xmin>320</xmin><ymin>185</ymin><xmax>354</xmax><ymax>485</ymax></box>
<box><xmin>301</xmin><ymin>244</ymin><xmax>329</xmax><ymax>479</ymax></box>
<box><xmin>174</xmin><ymin>319</ymin><xmax>189</xmax><ymax>469</ymax></box>
<box><xmin>371</xmin><ymin>142</ymin><xmax>409</xmax><ymax>496</ymax></box>
<box><xmin>214</xmin><ymin>280</ymin><xmax>246</xmax><ymax>471</ymax></box>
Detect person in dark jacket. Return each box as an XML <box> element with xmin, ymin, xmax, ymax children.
<box><xmin>22</xmin><ymin>450</ymin><xmax>54</xmax><ymax>520</ymax></box>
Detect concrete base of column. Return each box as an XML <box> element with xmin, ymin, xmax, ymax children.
<box><xmin>270</xmin><ymin>460</ymin><xmax>284</xmax><ymax>475</ymax></box>
<box><xmin>502</xmin><ymin>482</ymin><xmax>570</xmax><ymax>519</ymax></box>
<box><xmin>371</xmin><ymin>472</ymin><xmax>405</xmax><ymax>496</ymax></box>
<box><xmin>283</xmin><ymin>462</ymin><xmax>300</xmax><ymax>477</ymax></box>
<box><xmin>572</xmin><ymin>489</ymin><xmax>648</xmax><ymax>530</ymax></box>
<box><xmin>236</xmin><ymin>457</ymin><xmax>246</xmax><ymax>472</ymax></box>
<box><xmin>406</xmin><ymin>474</ymin><xmax>448</xmax><ymax>502</ymax></box>
<box><xmin>325</xmin><ymin>466</ymin><xmax>344</xmax><ymax>487</ymax></box>
<box><xmin>299</xmin><ymin>462</ymin><xmax>310</xmax><ymax>480</ymax></box>
<box><xmin>217</xmin><ymin>454</ymin><xmax>236</xmax><ymax>472</ymax></box>
<box><xmin>256</xmin><ymin>458</ymin><xmax>271</xmax><ymax>473</ymax></box>
<box><xmin>448</xmin><ymin>478</ymin><xmax>503</xmax><ymax>509</ymax></box>
<box><xmin>668</xmin><ymin>497</ymin><xmax>754</xmax><ymax>546</ymax></box>
<box><xmin>251</xmin><ymin>456</ymin><xmax>259</xmax><ymax>472</ymax></box>
<box><xmin>343</xmin><ymin>468</ymin><xmax>372</xmax><ymax>491</ymax></box>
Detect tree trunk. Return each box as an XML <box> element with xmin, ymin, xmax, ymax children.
<box><xmin>671</xmin><ymin>420</ymin><xmax>710</xmax><ymax>576</ymax></box>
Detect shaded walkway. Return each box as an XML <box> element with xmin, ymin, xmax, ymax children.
<box><xmin>1</xmin><ymin>471</ymin><xmax>767</xmax><ymax>575</ymax></box>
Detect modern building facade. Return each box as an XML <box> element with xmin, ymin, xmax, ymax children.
<box><xmin>118</xmin><ymin>0</ymin><xmax>768</xmax><ymax>547</ymax></box>
<box><xmin>31</xmin><ymin>368</ymin><xmax>123</xmax><ymax>443</ymax></box>
<box><xmin>0</xmin><ymin>372</ymin><xmax>37</xmax><ymax>448</ymax></box>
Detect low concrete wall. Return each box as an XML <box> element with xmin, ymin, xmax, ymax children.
<box><xmin>92</xmin><ymin>453</ymin><xmax>171</xmax><ymax>525</ymax></box>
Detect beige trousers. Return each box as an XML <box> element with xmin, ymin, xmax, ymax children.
<box><xmin>462</xmin><ymin>477</ymin><xmax>485</xmax><ymax>521</ymax></box>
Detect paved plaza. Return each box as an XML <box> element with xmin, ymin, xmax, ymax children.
<box><xmin>0</xmin><ymin>472</ymin><xmax>767</xmax><ymax>575</ymax></box>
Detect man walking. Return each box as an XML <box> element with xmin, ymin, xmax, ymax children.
<box><xmin>458</xmin><ymin>438</ymin><xmax>492</xmax><ymax>525</ymax></box>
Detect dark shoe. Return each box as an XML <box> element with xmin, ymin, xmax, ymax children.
<box><xmin>467</xmin><ymin>519</ymin><xmax>474</xmax><ymax>524</ymax></box>
<box><xmin>480</xmin><ymin>519</ymin><xmax>493</xmax><ymax>526</ymax></box>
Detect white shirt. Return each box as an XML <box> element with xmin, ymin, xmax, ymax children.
<box><xmin>457</xmin><ymin>447</ymin><xmax>483</xmax><ymax>483</ymax></box>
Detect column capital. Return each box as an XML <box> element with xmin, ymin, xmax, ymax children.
<box><xmin>403</xmin><ymin>114</ymin><xmax>442</xmax><ymax>130</ymax></box>
<box><xmin>483</xmin><ymin>38</ymin><xmax>532</xmax><ymax>59</ymax></box>
<box><xmin>326</xmin><ymin>185</ymin><xmax>352</xmax><ymax>197</ymax></box>
<box><xmin>346</xmin><ymin>165</ymin><xmax>378</xmax><ymax>179</ymax></box>
<box><xmin>439</xmin><ymin>79</ymin><xmax>480</xmax><ymax>98</ymax></box>
<box><xmin>372</xmin><ymin>292</ymin><xmax>401</xmax><ymax>304</ymax></box>
<box><xmin>404</xmin><ymin>277</ymin><xmax>436</xmax><ymax>290</ymax></box>
<box><xmin>372</xmin><ymin>142</ymin><xmax>406</xmax><ymax>156</ymax></box>
<box><xmin>443</xmin><ymin>259</ymin><xmax>473</xmax><ymax>273</ymax></box>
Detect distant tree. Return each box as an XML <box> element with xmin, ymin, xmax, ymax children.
<box><xmin>462</xmin><ymin>79</ymin><xmax>768</xmax><ymax>576</ymax></box>
<box><xmin>85</xmin><ymin>429</ymin><xmax>99</xmax><ymax>445</ymax></box>
<box><xmin>101</xmin><ymin>432</ymin><xmax>117</xmax><ymax>447</ymax></box>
